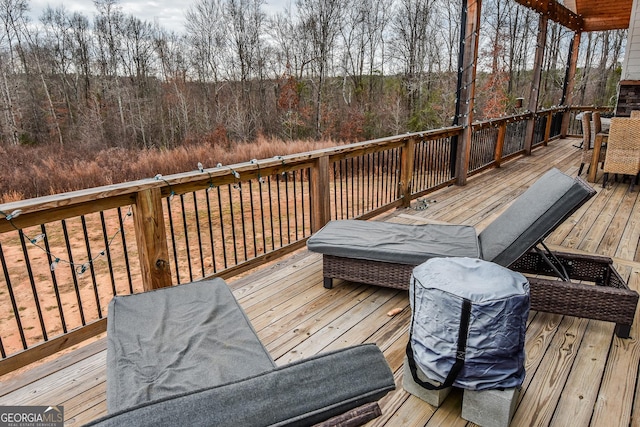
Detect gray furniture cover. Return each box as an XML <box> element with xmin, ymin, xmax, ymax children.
<box><xmin>307</xmin><ymin>168</ymin><xmax>595</xmax><ymax>268</ymax></box>
<box><xmin>85</xmin><ymin>278</ymin><xmax>395</xmax><ymax>427</ymax></box>
<box><xmin>408</xmin><ymin>258</ymin><xmax>530</xmax><ymax>390</ymax></box>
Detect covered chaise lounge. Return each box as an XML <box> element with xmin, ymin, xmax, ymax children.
<box><xmin>307</xmin><ymin>168</ymin><xmax>638</xmax><ymax>338</ymax></box>
<box><xmin>84</xmin><ymin>278</ymin><xmax>396</xmax><ymax>427</ymax></box>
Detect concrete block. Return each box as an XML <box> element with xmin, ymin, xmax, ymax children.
<box><xmin>461</xmin><ymin>387</ymin><xmax>520</xmax><ymax>427</ymax></box>
<box><xmin>402</xmin><ymin>356</ymin><xmax>452</xmax><ymax>407</ymax></box>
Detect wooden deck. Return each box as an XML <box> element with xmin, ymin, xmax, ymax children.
<box><xmin>1</xmin><ymin>137</ymin><xmax>640</xmax><ymax>426</ymax></box>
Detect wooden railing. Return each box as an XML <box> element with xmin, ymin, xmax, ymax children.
<box><xmin>0</xmin><ymin>105</ymin><xmax>603</xmax><ymax>374</ymax></box>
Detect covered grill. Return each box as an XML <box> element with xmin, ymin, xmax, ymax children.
<box><xmin>407</xmin><ymin>257</ymin><xmax>530</xmax><ymax>391</ymax></box>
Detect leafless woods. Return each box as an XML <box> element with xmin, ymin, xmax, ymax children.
<box><xmin>0</xmin><ymin>0</ymin><xmax>625</xmax><ymax>199</ymax></box>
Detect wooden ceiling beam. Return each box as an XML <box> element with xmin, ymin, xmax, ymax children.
<box><xmin>513</xmin><ymin>0</ymin><xmax>584</xmax><ymax>32</ymax></box>
<box><xmin>575</xmin><ymin>0</ymin><xmax>631</xmax><ymax>32</ymax></box>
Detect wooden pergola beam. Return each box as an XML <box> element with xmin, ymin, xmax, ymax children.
<box><xmin>513</xmin><ymin>0</ymin><xmax>584</xmax><ymax>32</ymax></box>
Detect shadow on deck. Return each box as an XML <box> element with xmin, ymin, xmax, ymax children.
<box><xmin>1</xmin><ymin>137</ymin><xmax>640</xmax><ymax>426</ymax></box>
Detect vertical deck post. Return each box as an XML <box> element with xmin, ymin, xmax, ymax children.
<box><xmin>525</xmin><ymin>14</ymin><xmax>548</xmax><ymax>154</ymax></box>
<box><xmin>399</xmin><ymin>137</ymin><xmax>416</xmax><ymax>207</ymax></box>
<box><xmin>133</xmin><ymin>187</ymin><xmax>172</xmax><ymax>291</ymax></box>
<box><xmin>495</xmin><ymin>122</ymin><xmax>507</xmax><ymax>167</ymax></box>
<box><xmin>544</xmin><ymin>111</ymin><xmax>553</xmax><ymax>145</ymax></box>
<box><xmin>455</xmin><ymin>0</ymin><xmax>482</xmax><ymax>186</ymax></box>
<box><xmin>311</xmin><ymin>155</ymin><xmax>331</xmax><ymax>232</ymax></box>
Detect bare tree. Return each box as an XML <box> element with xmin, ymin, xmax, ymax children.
<box><xmin>389</xmin><ymin>0</ymin><xmax>435</xmax><ymax>122</ymax></box>
<box><xmin>224</xmin><ymin>0</ymin><xmax>266</xmax><ymax>140</ymax></box>
<box><xmin>185</xmin><ymin>0</ymin><xmax>226</xmax><ymax>83</ymax></box>
<box><xmin>339</xmin><ymin>0</ymin><xmax>392</xmax><ymax>107</ymax></box>
<box><xmin>297</xmin><ymin>0</ymin><xmax>344</xmax><ymax>138</ymax></box>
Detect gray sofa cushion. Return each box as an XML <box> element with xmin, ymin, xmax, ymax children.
<box><xmin>478</xmin><ymin>168</ymin><xmax>595</xmax><ymax>267</ymax></box>
<box><xmin>307</xmin><ymin>220</ymin><xmax>480</xmax><ymax>265</ymax></box>
<box><xmin>85</xmin><ymin>344</ymin><xmax>396</xmax><ymax>427</ymax></box>
<box><xmin>106</xmin><ymin>278</ymin><xmax>275</xmax><ymax>413</ymax></box>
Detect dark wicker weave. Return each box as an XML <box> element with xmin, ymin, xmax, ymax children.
<box><xmin>323</xmin><ymin>250</ymin><xmax>638</xmax><ymax>338</ymax></box>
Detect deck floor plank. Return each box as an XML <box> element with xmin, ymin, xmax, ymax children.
<box><xmin>614</xmin><ymin>190</ymin><xmax>640</xmax><ymax>261</ymax></box>
<box><xmin>511</xmin><ymin>316</ymin><xmax>590</xmax><ymax>426</ymax></box>
<box><xmin>2</xmin><ymin>138</ymin><xmax>640</xmax><ymax>426</ymax></box>
<box><xmin>590</xmin><ymin>269</ymin><xmax>640</xmax><ymax>427</ymax></box>
<box><xmin>597</xmin><ymin>188</ymin><xmax>639</xmax><ymax>258</ymax></box>
<box><xmin>549</xmin><ymin>320</ymin><xmax>614</xmax><ymax>427</ymax></box>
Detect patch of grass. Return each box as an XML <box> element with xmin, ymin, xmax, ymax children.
<box><xmin>0</xmin><ymin>137</ymin><xmax>343</xmax><ymax>202</ymax></box>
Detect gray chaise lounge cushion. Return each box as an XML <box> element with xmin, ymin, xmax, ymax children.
<box><xmin>307</xmin><ymin>168</ymin><xmax>594</xmax><ymax>268</ymax></box>
<box><xmin>106</xmin><ymin>278</ymin><xmax>275</xmax><ymax>412</ymax></box>
<box><xmin>87</xmin><ymin>344</ymin><xmax>394</xmax><ymax>427</ymax></box>
<box><xmin>95</xmin><ymin>278</ymin><xmax>395</xmax><ymax>427</ymax></box>
<box><xmin>478</xmin><ymin>168</ymin><xmax>595</xmax><ymax>266</ymax></box>
<box><xmin>307</xmin><ymin>221</ymin><xmax>480</xmax><ymax>265</ymax></box>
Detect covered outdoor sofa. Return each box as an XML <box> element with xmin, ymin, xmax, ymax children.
<box><xmin>84</xmin><ymin>278</ymin><xmax>396</xmax><ymax>427</ymax></box>
<box><xmin>307</xmin><ymin>168</ymin><xmax>639</xmax><ymax>338</ymax></box>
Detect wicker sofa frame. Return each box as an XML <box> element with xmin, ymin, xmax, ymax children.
<box><xmin>323</xmin><ymin>249</ymin><xmax>638</xmax><ymax>339</ymax></box>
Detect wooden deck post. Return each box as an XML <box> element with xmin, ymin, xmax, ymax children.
<box><xmin>544</xmin><ymin>111</ymin><xmax>553</xmax><ymax>145</ymax></box>
<box><xmin>399</xmin><ymin>137</ymin><xmax>416</xmax><ymax>207</ymax></box>
<box><xmin>311</xmin><ymin>155</ymin><xmax>331</xmax><ymax>232</ymax></box>
<box><xmin>561</xmin><ymin>32</ymin><xmax>581</xmax><ymax>137</ymax></box>
<box><xmin>133</xmin><ymin>187</ymin><xmax>172</xmax><ymax>291</ymax></box>
<box><xmin>455</xmin><ymin>0</ymin><xmax>481</xmax><ymax>186</ymax></box>
<box><xmin>494</xmin><ymin>122</ymin><xmax>507</xmax><ymax>167</ymax></box>
<box><xmin>525</xmin><ymin>14</ymin><xmax>548</xmax><ymax>154</ymax></box>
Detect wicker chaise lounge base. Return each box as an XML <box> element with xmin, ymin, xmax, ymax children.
<box><xmin>322</xmin><ymin>250</ymin><xmax>638</xmax><ymax>338</ymax></box>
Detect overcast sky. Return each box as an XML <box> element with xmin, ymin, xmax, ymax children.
<box><xmin>28</xmin><ymin>0</ymin><xmax>292</xmax><ymax>33</ymax></box>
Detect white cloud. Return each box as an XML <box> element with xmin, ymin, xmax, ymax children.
<box><xmin>28</xmin><ymin>0</ymin><xmax>292</xmax><ymax>33</ymax></box>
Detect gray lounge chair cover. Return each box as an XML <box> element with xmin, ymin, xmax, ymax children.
<box><xmin>97</xmin><ymin>278</ymin><xmax>396</xmax><ymax>427</ymax></box>
<box><xmin>408</xmin><ymin>257</ymin><xmax>529</xmax><ymax>390</ymax></box>
<box><xmin>307</xmin><ymin>221</ymin><xmax>480</xmax><ymax>265</ymax></box>
<box><xmin>307</xmin><ymin>168</ymin><xmax>595</xmax><ymax>269</ymax></box>
<box><xmin>106</xmin><ymin>278</ymin><xmax>275</xmax><ymax>412</ymax></box>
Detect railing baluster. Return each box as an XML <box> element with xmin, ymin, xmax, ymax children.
<box><xmin>293</xmin><ymin>171</ymin><xmax>299</xmax><ymax>240</ymax></box>
<box><xmin>237</xmin><ymin>182</ymin><xmax>248</xmax><ymax>262</ymax></box>
<box><xmin>349</xmin><ymin>158</ymin><xmax>355</xmax><ymax>218</ymax></box>
<box><xmin>307</xmin><ymin>167</ymin><xmax>312</xmax><ymax>235</ymax></box>
<box><xmin>166</xmin><ymin>197</ymin><xmax>180</xmax><ymax>284</ymax></box>
<box><xmin>205</xmin><ymin>189</ymin><xmax>218</xmax><ymax>274</ymax></box>
<box><xmin>80</xmin><ymin>216</ymin><xmax>102</xmax><ymax>318</ymax></box>
<box><xmin>179</xmin><ymin>194</ymin><xmax>194</xmax><ymax>282</ymax></box>
<box><xmin>258</xmin><ymin>178</ymin><xmax>267</xmax><ymax>251</ymax></box>
<box><xmin>18</xmin><ymin>231</ymin><xmax>48</xmax><ymax>341</ymax></box>
<box><xmin>275</xmin><ymin>174</ymin><xmax>283</xmax><ymax>248</ymax></box>
<box><xmin>216</xmin><ymin>187</ymin><xmax>228</xmax><ymax>269</ymax></box>
<box><xmin>62</xmin><ymin>220</ymin><xmax>85</xmax><ymax>326</ymax></box>
<box><xmin>339</xmin><ymin>160</ymin><xmax>345</xmax><ymax>219</ymax></box>
<box><xmin>283</xmin><ymin>173</ymin><xmax>291</xmax><ymax>243</ymax></box>
<box><xmin>117</xmin><ymin>207</ymin><xmax>134</xmax><ymax>295</ymax></box>
<box><xmin>0</xmin><ymin>241</ymin><xmax>27</xmax><ymax>349</ymax></box>
<box><xmin>41</xmin><ymin>224</ymin><xmax>67</xmax><ymax>333</ymax></box>
<box><xmin>228</xmin><ymin>185</ymin><xmax>239</xmax><ymax>264</ymax></box>
<box><xmin>192</xmin><ymin>192</ymin><xmax>205</xmax><ymax>278</ymax></box>
<box><xmin>267</xmin><ymin>176</ymin><xmax>275</xmax><ymax>251</ymax></box>
<box><xmin>99</xmin><ymin>213</ymin><xmax>117</xmax><ymax>299</ymax></box>
<box><xmin>249</xmin><ymin>181</ymin><xmax>258</xmax><ymax>258</ymax></box>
